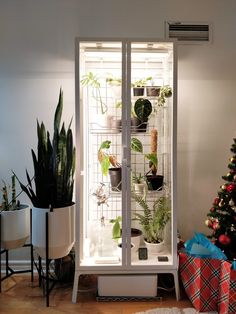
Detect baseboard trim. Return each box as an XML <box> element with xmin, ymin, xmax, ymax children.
<box><xmin>1</xmin><ymin>259</ymin><xmax>38</xmax><ymax>273</ymax></box>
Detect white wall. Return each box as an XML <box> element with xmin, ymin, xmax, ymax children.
<box><xmin>1</xmin><ymin>0</ymin><xmax>236</xmax><ymax>258</ymax></box>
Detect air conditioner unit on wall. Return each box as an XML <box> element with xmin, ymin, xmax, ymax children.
<box><xmin>165</xmin><ymin>21</ymin><xmax>212</xmax><ymax>44</ymax></box>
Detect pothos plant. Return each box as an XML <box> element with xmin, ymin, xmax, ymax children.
<box><xmin>158</xmin><ymin>86</ymin><xmax>172</xmax><ymax>106</ymax></box>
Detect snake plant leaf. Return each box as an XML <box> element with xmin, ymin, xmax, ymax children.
<box><xmin>131</xmin><ymin>138</ymin><xmax>143</xmax><ymax>153</ymax></box>
<box><xmin>54</xmin><ymin>88</ymin><xmax>63</xmax><ymax>133</ymax></box>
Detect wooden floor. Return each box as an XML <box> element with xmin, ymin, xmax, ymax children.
<box><xmin>0</xmin><ymin>274</ymin><xmax>192</xmax><ymax>314</ymax></box>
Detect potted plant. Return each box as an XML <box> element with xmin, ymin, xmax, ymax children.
<box><xmin>132</xmin><ymin>98</ymin><xmax>152</xmax><ymax>132</ymax></box>
<box><xmin>157</xmin><ymin>86</ymin><xmax>172</xmax><ymax>106</ymax></box>
<box><xmin>17</xmin><ymin>89</ymin><xmax>76</xmax><ymax>259</ymax></box>
<box><xmin>0</xmin><ymin>174</ymin><xmax>30</xmax><ymax>250</ymax></box>
<box><xmin>132</xmin><ymin>77</ymin><xmax>152</xmax><ymax>96</ymax></box>
<box><xmin>145</xmin><ymin>129</ymin><xmax>164</xmax><ymax>190</ymax></box>
<box><xmin>110</xmin><ymin>216</ymin><xmax>143</xmax><ymax>253</ymax></box>
<box><xmin>98</xmin><ymin>138</ymin><xmax>143</xmax><ymax>192</ymax></box>
<box><xmin>132</xmin><ymin>193</ymin><xmax>171</xmax><ymax>254</ymax></box>
<box><xmin>81</xmin><ymin>72</ymin><xmax>112</xmax><ymax>130</ymax></box>
<box><xmin>132</xmin><ymin>173</ymin><xmax>147</xmax><ymax>196</ymax></box>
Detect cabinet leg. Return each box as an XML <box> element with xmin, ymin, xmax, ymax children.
<box><xmin>72</xmin><ymin>270</ymin><xmax>80</xmax><ymax>303</ymax></box>
<box><xmin>172</xmin><ymin>270</ymin><xmax>180</xmax><ymax>301</ymax></box>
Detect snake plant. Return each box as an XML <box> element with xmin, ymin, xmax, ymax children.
<box><xmin>17</xmin><ymin>89</ymin><xmax>76</xmax><ymax>209</ymax></box>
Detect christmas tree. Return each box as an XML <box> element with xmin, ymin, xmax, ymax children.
<box><xmin>205</xmin><ymin>138</ymin><xmax>236</xmax><ymax>260</ymax></box>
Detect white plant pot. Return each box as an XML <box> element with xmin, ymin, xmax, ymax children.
<box><xmin>32</xmin><ymin>204</ymin><xmax>75</xmax><ymax>259</ymax></box>
<box><xmin>134</xmin><ymin>183</ymin><xmax>147</xmax><ymax>197</ymax></box>
<box><xmin>144</xmin><ymin>239</ymin><xmax>165</xmax><ymax>255</ymax></box>
<box><xmin>1</xmin><ymin>204</ymin><xmax>30</xmax><ymax>250</ymax></box>
<box><xmin>91</xmin><ymin>114</ymin><xmax>113</xmax><ymax>132</ymax></box>
<box><xmin>131</xmin><ymin>228</ymin><xmax>142</xmax><ymax>251</ymax></box>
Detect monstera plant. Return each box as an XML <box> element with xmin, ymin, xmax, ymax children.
<box><xmin>18</xmin><ymin>89</ymin><xmax>76</xmax><ymax>259</ymax></box>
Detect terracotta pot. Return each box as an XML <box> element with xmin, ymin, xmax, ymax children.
<box><xmin>146</xmin><ymin>86</ymin><xmax>161</xmax><ymax>97</ymax></box>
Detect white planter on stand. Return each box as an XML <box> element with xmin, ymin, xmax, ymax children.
<box><xmin>1</xmin><ymin>204</ymin><xmax>30</xmax><ymax>250</ymax></box>
<box><xmin>32</xmin><ymin>204</ymin><xmax>75</xmax><ymax>259</ymax></box>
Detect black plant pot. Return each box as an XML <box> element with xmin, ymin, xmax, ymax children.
<box><xmin>146</xmin><ymin>175</ymin><xmax>164</xmax><ymax>191</ymax></box>
<box><xmin>146</xmin><ymin>86</ymin><xmax>160</xmax><ymax>97</ymax></box>
<box><xmin>109</xmin><ymin>167</ymin><xmax>122</xmax><ymax>191</ymax></box>
<box><xmin>131</xmin><ymin>117</ymin><xmax>147</xmax><ymax>133</ymax></box>
<box><xmin>133</xmin><ymin>87</ymin><xmax>144</xmax><ymax>96</ymax></box>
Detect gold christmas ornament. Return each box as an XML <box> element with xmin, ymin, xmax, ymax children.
<box><xmin>221</xmin><ymin>184</ymin><xmax>227</xmax><ymax>190</ymax></box>
<box><xmin>219</xmin><ymin>200</ymin><xmax>224</xmax><ymax>207</ymax></box>
<box><xmin>229</xmin><ymin>199</ymin><xmax>235</xmax><ymax>206</ymax></box>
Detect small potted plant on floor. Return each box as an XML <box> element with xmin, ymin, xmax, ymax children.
<box><xmin>0</xmin><ymin>174</ymin><xmax>30</xmax><ymax>250</ymax></box>
<box><xmin>132</xmin><ymin>193</ymin><xmax>171</xmax><ymax>254</ymax></box>
<box><xmin>17</xmin><ymin>89</ymin><xmax>76</xmax><ymax>259</ymax></box>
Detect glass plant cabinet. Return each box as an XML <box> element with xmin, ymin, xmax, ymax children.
<box><xmin>72</xmin><ymin>38</ymin><xmax>178</xmax><ymax>302</ymax></box>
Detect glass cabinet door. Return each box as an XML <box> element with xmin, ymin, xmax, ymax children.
<box><xmin>78</xmin><ymin>41</ymin><xmax>124</xmax><ymax>266</ymax></box>
<box><xmin>129</xmin><ymin>41</ymin><xmax>175</xmax><ymax>267</ymax></box>
<box><xmin>77</xmin><ymin>39</ymin><xmax>176</xmax><ymax>268</ymax></box>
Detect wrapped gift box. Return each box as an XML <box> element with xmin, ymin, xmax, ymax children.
<box><xmin>179</xmin><ymin>252</ymin><xmax>236</xmax><ymax>313</ymax></box>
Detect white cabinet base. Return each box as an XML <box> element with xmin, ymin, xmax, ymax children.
<box><xmin>98</xmin><ymin>275</ymin><xmax>158</xmax><ymax>297</ymax></box>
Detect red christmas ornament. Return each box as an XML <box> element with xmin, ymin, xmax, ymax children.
<box><xmin>227</xmin><ymin>183</ymin><xmax>235</xmax><ymax>192</ymax></box>
<box><xmin>213</xmin><ymin>197</ymin><xmax>220</xmax><ymax>205</ymax></box>
<box><xmin>213</xmin><ymin>221</ymin><xmax>220</xmax><ymax>230</ymax></box>
<box><xmin>210</xmin><ymin>207</ymin><xmax>215</xmax><ymax>212</ymax></box>
<box><xmin>218</xmin><ymin>234</ymin><xmax>231</xmax><ymax>246</ymax></box>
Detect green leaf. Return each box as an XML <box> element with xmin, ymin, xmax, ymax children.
<box><xmin>112</xmin><ymin>220</ymin><xmax>121</xmax><ymax>239</ymax></box>
<box><xmin>145</xmin><ymin>153</ymin><xmax>158</xmax><ymax>168</ymax></box>
<box><xmin>101</xmin><ymin>155</ymin><xmax>110</xmax><ymax>176</ymax></box>
<box><xmin>99</xmin><ymin>140</ymin><xmax>111</xmax><ymax>150</ymax></box>
<box><xmin>134</xmin><ymin>98</ymin><xmax>152</xmax><ymax>120</ymax></box>
<box><xmin>131</xmin><ymin>138</ymin><xmax>143</xmax><ymax>153</ymax></box>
